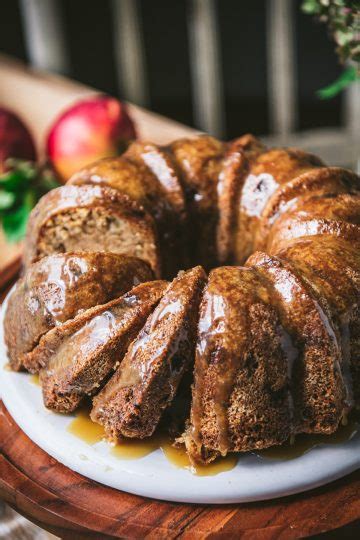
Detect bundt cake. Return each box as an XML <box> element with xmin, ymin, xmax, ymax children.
<box><xmin>4</xmin><ymin>133</ymin><xmax>360</xmax><ymax>467</ymax></box>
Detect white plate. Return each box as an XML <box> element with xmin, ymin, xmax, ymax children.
<box><xmin>0</xmin><ymin>291</ymin><xmax>359</xmax><ymax>504</ymax></box>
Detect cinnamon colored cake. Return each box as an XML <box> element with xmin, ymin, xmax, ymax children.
<box><xmin>4</xmin><ymin>134</ymin><xmax>360</xmax><ymax>465</ymax></box>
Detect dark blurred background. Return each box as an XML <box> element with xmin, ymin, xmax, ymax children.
<box><xmin>0</xmin><ymin>0</ymin><xmax>344</xmax><ymax>139</ymax></box>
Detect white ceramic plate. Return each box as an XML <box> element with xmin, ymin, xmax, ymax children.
<box><xmin>1</xmin><ymin>292</ymin><xmax>359</xmax><ymax>504</ymax></box>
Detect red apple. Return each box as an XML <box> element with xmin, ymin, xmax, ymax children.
<box><xmin>46</xmin><ymin>95</ymin><xmax>137</xmax><ymax>182</ymax></box>
<box><xmin>0</xmin><ymin>107</ymin><xmax>37</xmax><ymax>173</ymax></box>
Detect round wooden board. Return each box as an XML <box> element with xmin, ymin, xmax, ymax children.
<box><xmin>0</xmin><ymin>402</ymin><xmax>359</xmax><ymax>539</ymax></box>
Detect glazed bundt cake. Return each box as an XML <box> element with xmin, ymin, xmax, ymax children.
<box><xmin>4</xmin><ymin>134</ymin><xmax>360</xmax><ymax>466</ymax></box>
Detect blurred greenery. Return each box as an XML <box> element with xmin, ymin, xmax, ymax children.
<box><xmin>0</xmin><ymin>160</ymin><xmax>59</xmax><ymax>243</ymax></box>
<box><xmin>302</xmin><ymin>0</ymin><xmax>360</xmax><ymax>97</ymax></box>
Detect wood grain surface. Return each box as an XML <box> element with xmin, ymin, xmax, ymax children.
<box><xmin>0</xmin><ymin>54</ymin><xmax>199</xmax><ymax>156</ymax></box>
<box><xmin>0</xmin><ymin>398</ymin><xmax>359</xmax><ymax>539</ymax></box>
<box><xmin>0</xmin><ymin>231</ymin><xmax>22</xmax><ymax>290</ymax></box>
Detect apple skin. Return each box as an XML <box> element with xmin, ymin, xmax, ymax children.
<box><xmin>46</xmin><ymin>95</ymin><xmax>137</xmax><ymax>183</ymax></box>
<box><xmin>0</xmin><ymin>107</ymin><xmax>37</xmax><ymax>172</ymax></box>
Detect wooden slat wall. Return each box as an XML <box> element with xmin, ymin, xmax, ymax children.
<box><xmin>267</xmin><ymin>0</ymin><xmax>297</xmax><ymax>143</ymax></box>
<box><xmin>112</xmin><ymin>0</ymin><xmax>149</xmax><ymax>107</ymax></box>
<box><xmin>188</xmin><ymin>0</ymin><xmax>225</xmax><ymax>138</ymax></box>
<box><xmin>4</xmin><ymin>0</ymin><xmax>360</xmax><ymax>168</ymax></box>
<box><xmin>345</xmin><ymin>78</ymin><xmax>360</xmax><ymax>173</ymax></box>
<box><xmin>19</xmin><ymin>0</ymin><xmax>68</xmax><ymax>74</ymax></box>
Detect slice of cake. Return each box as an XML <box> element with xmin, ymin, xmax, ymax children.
<box><xmin>69</xmin><ymin>150</ymin><xmax>188</xmax><ymax>278</ymax></box>
<box><xmin>39</xmin><ymin>281</ymin><xmax>167</xmax><ymax>413</ymax></box>
<box><xmin>170</xmin><ymin>136</ymin><xmax>225</xmax><ymax>269</ymax></box>
<box><xmin>184</xmin><ymin>266</ymin><xmax>293</xmax><ymax>465</ymax></box>
<box><xmin>91</xmin><ymin>266</ymin><xmax>207</xmax><ymax>440</ymax></box>
<box><xmin>23</xmin><ymin>184</ymin><xmax>161</xmax><ymax>276</ymax></box>
<box><xmin>276</xmin><ymin>235</ymin><xmax>360</xmax><ymax>408</ymax></box>
<box><xmin>248</xmin><ymin>252</ymin><xmax>346</xmax><ymax>434</ymax></box>
<box><xmin>4</xmin><ymin>252</ymin><xmax>153</xmax><ymax>371</ymax></box>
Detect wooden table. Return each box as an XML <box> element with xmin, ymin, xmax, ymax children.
<box><xmin>0</xmin><ymin>395</ymin><xmax>359</xmax><ymax>539</ymax></box>
<box><xmin>0</xmin><ymin>55</ymin><xmax>359</xmax><ymax>539</ymax></box>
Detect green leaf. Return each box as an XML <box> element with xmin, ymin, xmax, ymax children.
<box><xmin>0</xmin><ymin>161</ymin><xmax>60</xmax><ymax>242</ymax></box>
<box><xmin>316</xmin><ymin>65</ymin><xmax>359</xmax><ymax>99</ymax></box>
<box><xmin>0</xmin><ymin>170</ymin><xmax>30</xmax><ymax>192</ymax></box>
<box><xmin>2</xmin><ymin>190</ymin><xmax>35</xmax><ymax>243</ymax></box>
<box><xmin>335</xmin><ymin>29</ymin><xmax>354</xmax><ymax>46</ymax></box>
<box><xmin>0</xmin><ymin>160</ymin><xmax>38</xmax><ymax>194</ymax></box>
<box><xmin>0</xmin><ymin>191</ymin><xmax>15</xmax><ymax>210</ymax></box>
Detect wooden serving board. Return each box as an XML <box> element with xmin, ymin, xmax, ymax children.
<box><xmin>0</xmin><ymin>232</ymin><xmax>22</xmax><ymax>290</ymax></box>
<box><xmin>0</xmin><ymin>399</ymin><xmax>359</xmax><ymax>540</ymax></box>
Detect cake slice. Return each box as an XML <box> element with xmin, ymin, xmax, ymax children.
<box><xmin>24</xmin><ymin>184</ymin><xmax>161</xmax><ymax>276</ymax></box>
<box><xmin>276</xmin><ymin>235</ymin><xmax>360</xmax><ymax>408</ymax></box>
<box><xmin>4</xmin><ymin>252</ymin><xmax>153</xmax><ymax>371</ymax></box>
<box><xmin>217</xmin><ymin>135</ymin><xmax>265</xmax><ymax>264</ymax></box>
<box><xmin>125</xmin><ymin>141</ymin><xmax>189</xmax><ymax>276</ymax></box>
<box><xmin>247</xmin><ymin>252</ymin><xmax>346</xmax><ymax>435</ymax></box>
<box><xmin>216</xmin><ymin>150</ymin><xmax>246</xmax><ymax>265</ymax></box>
<box><xmin>91</xmin><ymin>266</ymin><xmax>207</xmax><ymax>440</ymax></box>
<box><xmin>255</xmin><ymin>168</ymin><xmax>360</xmax><ymax>252</ymax></box>
<box><xmin>39</xmin><ymin>281</ymin><xmax>167</xmax><ymax>413</ymax></box>
<box><xmin>267</xmin><ymin>215</ymin><xmax>360</xmax><ymax>254</ymax></box>
<box><xmin>125</xmin><ymin>141</ymin><xmax>187</xmax><ymax>221</ymax></box>
<box><xmin>184</xmin><ymin>266</ymin><xmax>294</xmax><ymax>465</ymax></box>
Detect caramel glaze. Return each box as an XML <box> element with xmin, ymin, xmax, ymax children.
<box><xmin>68</xmin><ymin>407</ymin><xmax>238</xmax><ymax>475</ymax></box>
<box><xmin>4</xmin><ymin>252</ymin><xmax>153</xmax><ymax>372</ymax></box>
<box><xmin>38</xmin><ymin>281</ymin><xmax>167</xmax><ymax>413</ymax></box>
<box><xmin>256</xmin><ymin>414</ymin><xmax>358</xmax><ymax>460</ymax></box>
<box><xmin>67</xmin><ymin>405</ymin><xmax>357</xmax><ymax>472</ymax></box>
<box><xmin>30</xmin><ymin>373</ymin><xmax>40</xmax><ymax>386</ymax></box>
